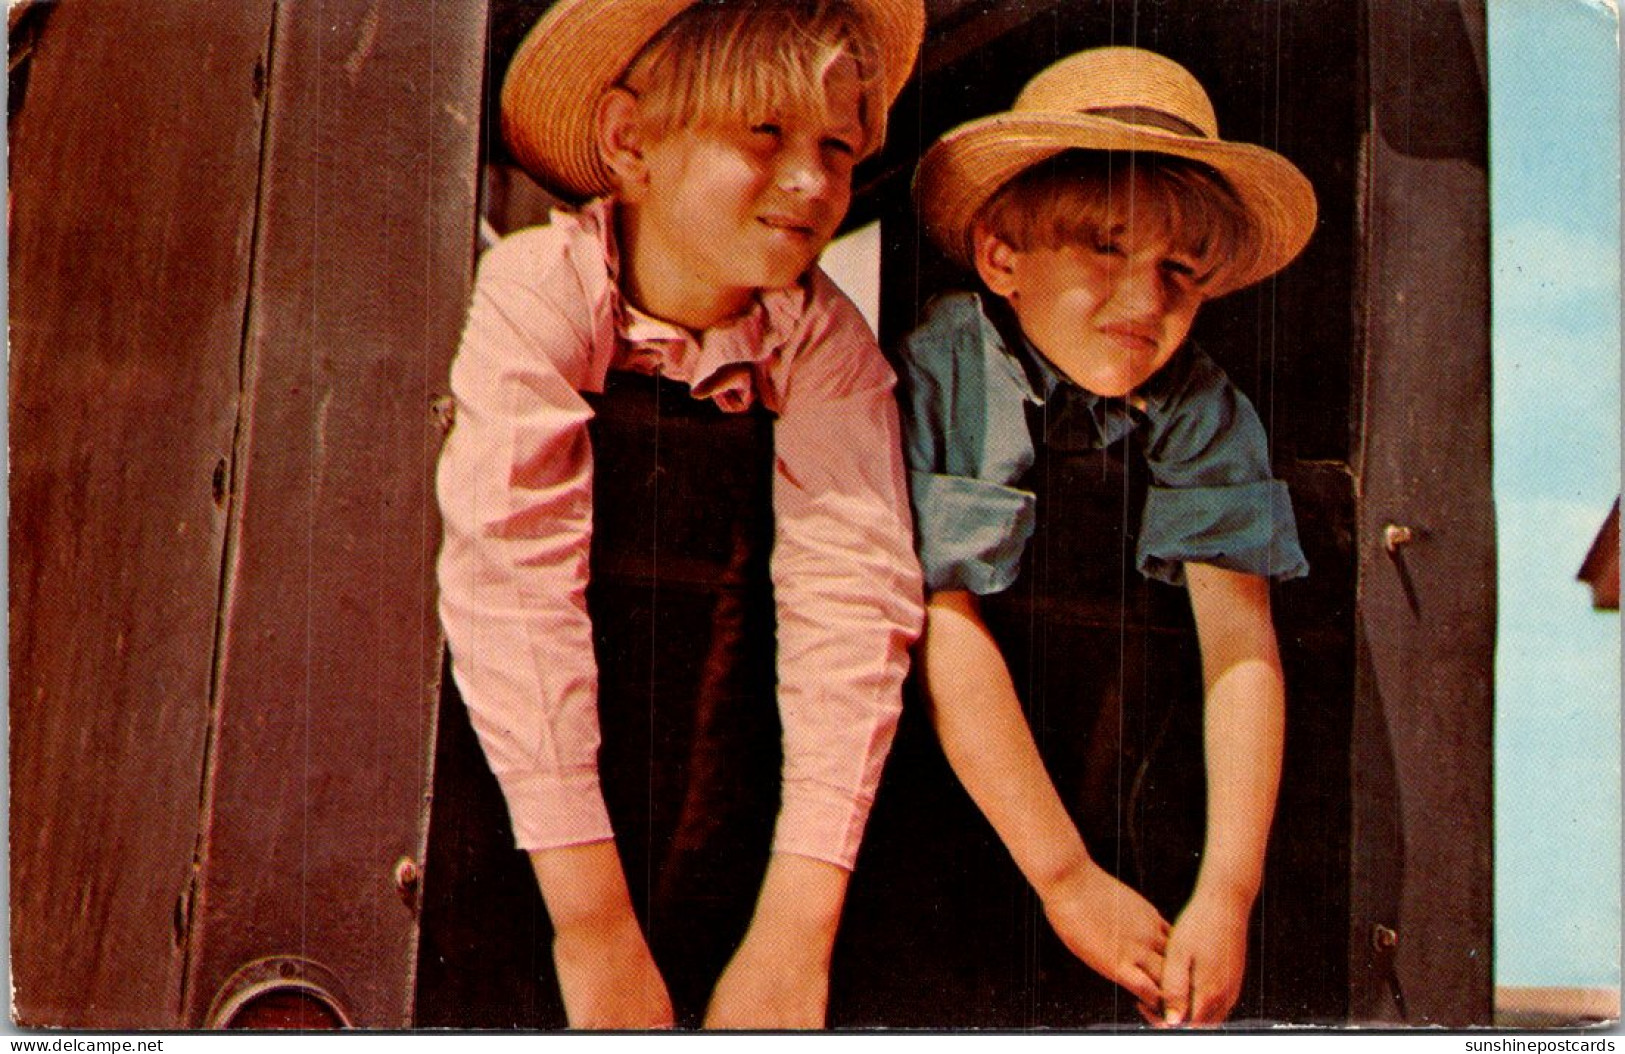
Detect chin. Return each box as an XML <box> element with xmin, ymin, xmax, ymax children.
<box><xmin>757</xmin><ymin>260</ymin><xmax>816</xmax><ymax>290</ymax></box>
<box><xmin>1080</xmin><ymin>375</ymin><xmax>1139</xmax><ymax>399</ymax></box>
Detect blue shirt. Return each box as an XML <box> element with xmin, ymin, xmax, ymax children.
<box><xmin>898</xmin><ymin>292</ymin><xmax>1308</xmax><ymax>593</ymax></box>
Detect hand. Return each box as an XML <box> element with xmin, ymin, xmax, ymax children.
<box><xmin>1153</xmin><ymin>887</ymin><xmax>1252</xmax><ymax>1027</ymax></box>
<box><xmin>703</xmin><ymin>853</ymin><xmax>847</xmax><ymax>1029</ymax></box>
<box><xmin>1040</xmin><ymin>861</ymin><xmax>1170</xmax><ymax>1009</ymax></box>
<box><xmin>551</xmin><ymin>913</ymin><xmax>674</xmax><ymax>1029</ymax></box>
<box><xmin>703</xmin><ymin>927</ymin><xmax>829</xmax><ymax>1029</ymax></box>
<box><xmin>528</xmin><ymin>843</ymin><xmax>674</xmax><ymax>1029</ymax></box>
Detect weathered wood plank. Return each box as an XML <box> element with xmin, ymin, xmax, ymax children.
<box><xmin>1350</xmin><ymin>0</ymin><xmax>1494</xmax><ymax>1026</ymax></box>
<box><xmin>8</xmin><ymin>0</ymin><xmax>275</xmax><ymax>1028</ymax></box>
<box><xmin>180</xmin><ymin>0</ymin><xmax>485</xmax><ymax>1028</ymax></box>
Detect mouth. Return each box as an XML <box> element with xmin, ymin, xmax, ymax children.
<box><xmin>757</xmin><ymin>214</ymin><xmax>818</xmax><ymax>239</ymax></box>
<box><xmin>1099</xmin><ymin>324</ymin><xmax>1160</xmax><ymax>354</ymax></box>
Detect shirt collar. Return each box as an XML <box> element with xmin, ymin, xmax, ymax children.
<box><xmin>590</xmin><ymin>197</ymin><xmax>808</xmax><ymax>399</ymax></box>
<box><xmin>585</xmin><ymin>197</ymin><xmax>812</xmax><ymax>407</ymax></box>
<box><xmin>975</xmin><ymin>291</ymin><xmax>1148</xmax><ymax>450</ymax></box>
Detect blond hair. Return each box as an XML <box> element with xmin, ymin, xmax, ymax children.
<box><xmin>978</xmin><ymin>150</ymin><xmax>1263</xmax><ymax>288</ymax></box>
<box><xmin>620</xmin><ymin>0</ymin><xmax>889</xmax><ymax>157</ymax></box>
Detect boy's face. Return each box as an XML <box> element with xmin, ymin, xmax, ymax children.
<box><xmin>624</xmin><ymin>56</ymin><xmax>864</xmax><ymax>317</ymax></box>
<box><xmin>976</xmin><ymin>201</ymin><xmax>1208</xmax><ymax>398</ymax></box>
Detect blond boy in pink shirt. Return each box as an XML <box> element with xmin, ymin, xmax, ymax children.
<box><xmin>435</xmin><ymin>0</ymin><xmax>924</xmax><ymax>1030</ymax></box>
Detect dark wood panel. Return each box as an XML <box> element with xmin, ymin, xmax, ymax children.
<box><xmin>180</xmin><ymin>0</ymin><xmax>486</xmax><ymax>1028</ymax></box>
<box><xmin>1350</xmin><ymin>0</ymin><xmax>1493</xmax><ymax>1026</ymax></box>
<box><xmin>7</xmin><ymin>1</ymin><xmax>275</xmax><ymax>1028</ymax></box>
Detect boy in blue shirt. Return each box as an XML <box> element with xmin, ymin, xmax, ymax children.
<box><xmin>898</xmin><ymin>46</ymin><xmax>1315</xmax><ymax>1026</ymax></box>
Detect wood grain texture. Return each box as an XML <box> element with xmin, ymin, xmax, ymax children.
<box><xmin>179</xmin><ymin>0</ymin><xmax>485</xmax><ymax>1028</ymax></box>
<box><xmin>1349</xmin><ymin>0</ymin><xmax>1494</xmax><ymax>1026</ymax></box>
<box><xmin>8</xmin><ymin>0</ymin><xmax>275</xmax><ymax>1028</ymax></box>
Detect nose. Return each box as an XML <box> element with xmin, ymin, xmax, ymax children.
<box><xmin>1111</xmin><ymin>259</ymin><xmax>1172</xmax><ymax>321</ymax></box>
<box><xmin>776</xmin><ymin>142</ymin><xmax>832</xmax><ymax>200</ymax></box>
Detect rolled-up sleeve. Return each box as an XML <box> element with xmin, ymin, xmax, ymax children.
<box><xmin>1137</xmin><ymin>352</ymin><xmax>1308</xmax><ymax>585</ymax></box>
<box><xmin>895</xmin><ymin>293</ymin><xmax>1040</xmax><ymax>596</ymax></box>
<box><xmin>765</xmin><ymin>276</ymin><xmax>925</xmax><ymax>868</ymax></box>
<box><xmin>909</xmin><ymin>471</ymin><xmax>1034</xmax><ymax>594</ymax></box>
<box><xmin>435</xmin><ymin>225</ymin><xmax>616</xmax><ymax>850</ymax></box>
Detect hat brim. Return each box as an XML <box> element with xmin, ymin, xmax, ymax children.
<box><xmin>914</xmin><ymin>112</ymin><xmax>1317</xmax><ymax>298</ymax></box>
<box><xmin>502</xmin><ymin>0</ymin><xmax>924</xmax><ymax>202</ymax></box>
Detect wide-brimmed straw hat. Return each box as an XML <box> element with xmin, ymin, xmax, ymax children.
<box><xmin>914</xmin><ymin>47</ymin><xmax>1317</xmax><ymax>298</ymax></box>
<box><xmin>502</xmin><ymin>0</ymin><xmax>924</xmax><ymax>201</ymax></box>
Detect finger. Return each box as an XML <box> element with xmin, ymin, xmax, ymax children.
<box><xmin>1137</xmin><ymin>1000</ymin><xmax>1163</xmax><ymax>1028</ymax></box>
<box><xmin>1185</xmin><ymin>980</ymin><xmax>1214</xmax><ymax>1026</ymax></box>
<box><xmin>1180</xmin><ymin>957</ymin><xmax>1206</xmax><ymax>1026</ymax></box>
<box><xmin>1186</xmin><ymin>968</ymin><xmax>1215</xmax><ymax>1026</ymax></box>
<box><xmin>1189</xmin><ymin>991</ymin><xmax>1224</xmax><ymax>1027</ymax></box>
<box><xmin>1121</xmin><ymin>964</ymin><xmax>1164</xmax><ymax>1011</ymax></box>
<box><xmin>1190</xmin><ymin>981</ymin><xmax>1238</xmax><ymax>1027</ymax></box>
<box><xmin>1139</xmin><ymin>948</ymin><xmax>1165</xmax><ymax>986</ymax></box>
<box><xmin>1161</xmin><ymin>949</ymin><xmax>1193</xmax><ymax>1026</ymax></box>
<box><xmin>1184</xmin><ymin>960</ymin><xmax>1235</xmax><ymax>1027</ymax></box>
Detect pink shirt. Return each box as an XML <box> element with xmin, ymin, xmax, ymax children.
<box><xmin>436</xmin><ymin>199</ymin><xmax>924</xmax><ymax>869</ymax></box>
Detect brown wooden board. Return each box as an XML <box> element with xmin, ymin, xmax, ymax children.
<box><xmin>7</xmin><ymin>1</ymin><xmax>275</xmax><ymax>1028</ymax></box>
<box><xmin>178</xmin><ymin>0</ymin><xmax>485</xmax><ymax>1028</ymax></box>
<box><xmin>1349</xmin><ymin>0</ymin><xmax>1494</xmax><ymax>1026</ymax></box>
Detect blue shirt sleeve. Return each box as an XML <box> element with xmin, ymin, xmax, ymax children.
<box><xmin>896</xmin><ymin>294</ymin><xmax>1038</xmax><ymax>595</ymax></box>
<box><xmin>908</xmin><ymin>472</ymin><xmax>1035</xmax><ymax>595</ymax></box>
<box><xmin>1135</xmin><ymin>349</ymin><xmax>1309</xmax><ymax>585</ymax></box>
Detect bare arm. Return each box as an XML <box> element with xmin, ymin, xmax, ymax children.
<box><xmin>921</xmin><ymin>589</ymin><xmax>1169</xmax><ymax>1007</ymax></box>
<box><xmin>1157</xmin><ymin>564</ymin><xmax>1284</xmax><ymax>1026</ymax></box>
<box><xmin>529</xmin><ymin>843</ymin><xmax>674</xmax><ymax>1029</ymax></box>
<box><xmin>704</xmin><ymin>854</ymin><xmax>850</xmax><ymax>1028</ymax></box>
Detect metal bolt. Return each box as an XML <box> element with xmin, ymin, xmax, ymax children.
<box><xmin>429</xmin><ymin>395</ymin><xmax>456</xmax><ymax>435</ymax></box>
<box><xmin>394</xmin><ymin>857</ymin><xmax>421</xmax><ymax>905</ymax></box>
<box><xmin>1383</xmin><ymin>524</ymin><xmax>1415</xmax><ymax>553</ymax></box>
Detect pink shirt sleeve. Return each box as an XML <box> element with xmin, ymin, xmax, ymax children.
<box><xmin>437</xmin><ymin>212</ymin><xmax>924</xmax><ymax>868</ymax></box>
<box><xmin>763</xmin><ymin>271</ymin><xmax>926</xmax><ymax>868</ymax></box>
<box><xmin>435</xmin><ymin>221</ymin><xmax>618</xmax><ymax>850</ymax></box>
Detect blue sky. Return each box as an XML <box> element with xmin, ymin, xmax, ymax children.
<box><xmin>1489</xmin><ymin>0</ymin><xmax>1621</xmax><ymax>988</ymax></box>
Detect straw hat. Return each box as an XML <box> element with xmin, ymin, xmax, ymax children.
<box><xmin>914</xmin><ymin>47</ymin><xmax>1317</xmax><ymax>297</ymax></box>
<box><xmin>502</xmin><ymin>0</ymin><xmax>924</xmax><ymax>201</ymax></box>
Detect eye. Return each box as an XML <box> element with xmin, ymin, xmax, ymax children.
<box><xmin>1160</xmin><ymin>255</ymin><xmax>1207</xmax><ymax>290</ymax></box>
<box><xmin>1091</xmin><ymin>236</ymin><xmax>1124</xmax><ymax>258</ymax></box>
<box><xmin>821</xmin><ymin>135</ymin><xmax>859</xmax><ymax>170</ymax></box>
<box><xmin>750</xmin><ymin>122</ymin><xmax>783</xmax><ymax>140</ymax></box>
<box><xmin>822</xmin><ymin>135</ymin><xmax>857</xmax><ymax>159</ymax></box>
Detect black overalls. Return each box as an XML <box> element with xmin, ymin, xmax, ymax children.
<box><xmin>417</xmin><ymin>371</ymin><xmax>782</xmax><ymax>1028</ymax></box>
<box><xmin>833</xmin><ymin>395</ymin><xmax>1211</xmax><ymax>1028</ymax></box>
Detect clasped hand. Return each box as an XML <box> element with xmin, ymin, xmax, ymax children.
<box><xmin>1041</xmin><ymin>864</ymin><xmax>1251</xmax><ymax>1027</ymax></box>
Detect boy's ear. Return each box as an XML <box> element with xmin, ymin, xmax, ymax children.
<box><xmin>972</xmin><ymin>225</ymin><xmax>1020</xmax><ymax>299</ymax></box>
<box><xmin>595</xmin><ymin>88</ymin><xmax>649</xmax><ymax>200</ymax></box>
